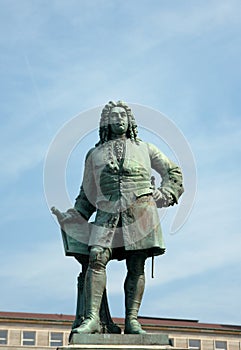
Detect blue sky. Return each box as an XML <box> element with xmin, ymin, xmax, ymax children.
<box><xmin>1</xmin><ymin>0</ymin><xmax>241</xmax><ymax>326</ymax></box>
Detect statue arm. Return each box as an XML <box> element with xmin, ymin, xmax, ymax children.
<box><xmin>74</xmin><ymin>148</ymin><xmax>97</xmax><ymax>220</ymax></box>
<box><xmin>74</xmin><ymin>186</ymin><xmax>96</xmax><ymax>220</ymax></box>
<box><xmin>51</xmin><ymin>206</ymin><xmax>86</xmax><ymax>225</ymax></box>
<box><xmin>148</xmin><ymin>143</ymin><xmax>184</xmax><ymax>207</ymax></box>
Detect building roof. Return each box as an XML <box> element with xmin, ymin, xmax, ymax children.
<box><xmin>1</xmin><ymin>311</ymin><xmax>241</xmax><ymax>333</ymax></box>
<box><xmin>0</xmin><ymin>311</ymin><xmax>74</xmax><ymax>322</ymax></box>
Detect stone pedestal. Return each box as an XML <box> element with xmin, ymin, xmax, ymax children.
<box><xmin>57</xmin><ymin>333</ymin><xmax>179</xmax><ymax>350</ymax></box>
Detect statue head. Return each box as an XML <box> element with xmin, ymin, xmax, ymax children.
<box><xmin>97</xmin><ymin>101</ymin><xmax>138</xmax><ymax>145</ymax></box>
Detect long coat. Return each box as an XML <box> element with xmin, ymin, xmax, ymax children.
<box><xmin>74</xmin><ymin>138</ymin><xmax>183</xmax><ymax>259</ymax></box>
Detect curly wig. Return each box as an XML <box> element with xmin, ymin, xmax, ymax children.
<box><xmin>96</xmin><ymin>101</ymin><xmax>139</xmax><ymax>145</ymax></box>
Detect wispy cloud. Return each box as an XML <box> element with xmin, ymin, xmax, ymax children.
<box><xmin>142</xmin><ymin>262</ymin><xmax>241</xmax><ymax>324</ymax></box>
<box><xmin>0</xmin><ymin>240</ymin><xmax>79</xmax><ymax>311</ymax></box>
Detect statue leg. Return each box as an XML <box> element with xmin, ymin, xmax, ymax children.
<box><xmin>124</xmin><ymin>252</ymin><xmax>147</xmax><ymax>334</ymax></box>
<box><xmin>72</xmin><ymin>246</ymin><xmax>110</xmax><ymax>334</ymax></box>
<box><xmin>72</xmin><ymin>253</ymin><xmax>121</xmax><ymax>334</ymax></box>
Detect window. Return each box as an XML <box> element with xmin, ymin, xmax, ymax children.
<box><xmin>0</xmin><ymin>330</ymin><xmax>8</xmax><ymax>345</ymax></box>
<box><xmin>215</xmin><ymin>341</ymin><xmax>227</xmax><ymax>350</ymax></box>
<box><xmin>22</xmin><ymin>331</ymin><xmax>36</xmax><ymax>346</ymax></box>
<box><xmin>189</xmin><ymin>339</ymin><xmax>201</xmax><ymax>349</ymax></box>
<box><xmin>50</xmin><ymin>332</ymin><xmax>63</xmax><ymax>347</ymax></box>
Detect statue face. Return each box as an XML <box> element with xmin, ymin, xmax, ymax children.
<box><xmin>109</xmin><ymin>107</ymin><xmax>128</xmax><ymax>136</ymax></box>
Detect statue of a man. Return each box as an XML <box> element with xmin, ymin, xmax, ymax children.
<box><xmin>71</xmin><ymin>101</ymin><xmax>184</xmax><ymax>334</ymax></box>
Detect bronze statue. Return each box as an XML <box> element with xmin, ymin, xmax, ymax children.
<box><xmin>52</xmin><ymin>100</ymin><xmax>184</xmax><ymax>335</ymax></box>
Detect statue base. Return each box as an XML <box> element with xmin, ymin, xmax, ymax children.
<box><xmin>57</xmin><ymin>333</ymin><xmax>183</xmax><ymax>350</ymax></box>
